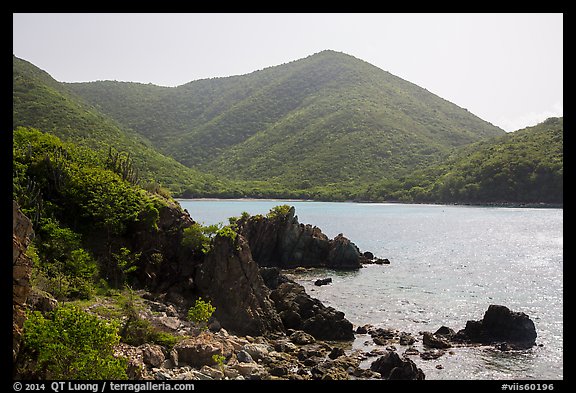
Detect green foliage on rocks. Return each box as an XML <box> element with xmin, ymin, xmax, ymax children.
<box><xmin>117</xmin><ymin>289</ymin><xmax>180</xmax><ymax>349</ymax></box>
<box><xmin>181</xmin><ymin>222</ymin><xmax>219</xmax><ymax>255</ymax></box>
<box><xmin>13</xmin><ymin>127</ymin><xmax>174</xmax><ymax>296</ymax></box>
<box><xmin>215</xmin><ymin>225</ymin><xmax>238</xmax><ymax>243</ymax></box>
<box><xmin>266</xmin><ymin>204</ymin><xmax>292</xmax><ymax>220</ymax></box>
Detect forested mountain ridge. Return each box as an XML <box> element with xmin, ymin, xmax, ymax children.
<box><xmin>12</xmin><ymin>55</ymin><xmax>230</xmax><ymax>196</ymax></box>
<box><xmin>13</xmin><ymin>53</ymin><xmax>561</xmax><ymax>203</ymax></box>
<box><xmin>66</xmin><ymin>50</ymin><xmax>505</xmax><ymax>188</ymax></box>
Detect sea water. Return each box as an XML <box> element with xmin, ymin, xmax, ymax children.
<box><xmin>178</xmin><ymin>199</ymin><xmax>563</xmax><ymax>380</ymax></box>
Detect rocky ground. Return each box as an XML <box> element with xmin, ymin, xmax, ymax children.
<box><xmin>109</xmin><ymin>289</ymin><xmax>537</xmax><ymax>381</ymax></box>
<box><xmin>111</xmin><ymin>290</ymin><xmax>425</xmax><ymax>380</ymax></box>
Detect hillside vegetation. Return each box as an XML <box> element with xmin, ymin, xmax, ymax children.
<box><xmin>360</xmin><ymin>117</ymin><xmax>563</xmax><ymax>204</ymax></box>
<box><xmin>66</xmin><ymin>50</ymin><xmax>505</xmax><ymax>189</ymax></box>
<box><xmin>13</xmin><ymin>55</ymin><xmax>230</xmax><ymax>196</ymax></box>
<box><xmin>13</xmin><ymin>52</ymin><xmax>561</xmax><ymax>204</ymax></box>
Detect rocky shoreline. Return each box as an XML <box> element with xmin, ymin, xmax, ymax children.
<box><xmin>13</xmin><ymin>201</ymin><xmax>539</xmax><ymax>380</ymax></box>
<box><xmin>108</xmin><ymin>283</ymin><xmax>538</xmax><ymax>381</ymax></box>
<box><xmin>111</xmin><ymin>284</ymin><xmax>422</xmax><ymax>381</ymax></box>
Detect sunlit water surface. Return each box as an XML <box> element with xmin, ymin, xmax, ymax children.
<box><xmin>178</xmin><ymin>199</ymin><xmax>563</xmax><ymax>380</ymax></box>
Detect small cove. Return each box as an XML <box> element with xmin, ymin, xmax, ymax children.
<box><xmin>178</xmin><ymin>199</ymin><xmax>563</xmax><ymax>380</ymax></box>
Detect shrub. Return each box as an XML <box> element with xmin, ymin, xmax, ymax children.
<box><xmin>187</xmin><ymin>297</ymin><xmax>216</xmax><ymax>329</ymax></box>
<box><xmin>182</xmin><ymin>223</ymin><xmax>220</xmax><ymax>254</ymax></box>
<box><xmin>109</xmin><ymin>247</ymin><xmax>141</xmax><ymax>289</ymax></box>
<box><xmin>212</xmin><ymin>354</ymin><xmax>226</xmax><ymax>372</ymax></box>
<box><xmin>182</xmin><ymin>223</ymin><xmax>210</xmax><ymax>254</ymax></box>
<box><xmin>22</xmin><ymin>304</ymin><xmax>128</xmax><ymax>379</ymax></box>
<box><xmin>215</xmin><ymin>225</ymin><xmax>237</xmax><ymax>242</ymax></box>
<box><xmin>34</xmin><ymin>218</ymin><xmax>98</xmax><ymax>300</ymax></box>
<box><xmin>266</xmin><ymin>204</ymin><xmax>292</xmax><ymax>220</ymax></box>
<box><xmin>116</xmin><ymin>288</ymin><xmax>178</xmax><ymax>348</ymax></box>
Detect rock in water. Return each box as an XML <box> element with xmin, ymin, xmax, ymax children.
<box><xmin>455</xmin><ymin>304</ymin><xmax>537</xmax><ymax>348</ymax></box>
<box><xmin>314</xmin><ymin>277</ymin><xmax>332</xmax><ymax>286</ymax></box>
<box><xmin>422</xmin><ymin>331</ymin><xmax>452</xmax><ymax>349</ymax></box>
<box><xmin>370</xmin><ymin>351</ymin><xmax>425</xmax><ymax>380</ymax></box>
<box><xmin>238</xmin><ymin>206</ymin><xmax>362</xmax><ymax>270</ymax></box>
<box><xmin>270</xmin><ymin>280</ymin><xmax>354</xmax><ymax>340</ymax></box>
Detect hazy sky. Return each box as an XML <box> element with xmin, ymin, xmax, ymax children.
<box><xmin>13</xmin><ymin>13</ymin><xmax>563</xmax><ymax>132</ymax></box>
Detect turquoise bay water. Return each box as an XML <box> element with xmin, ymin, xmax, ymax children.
<box><xmin>178</xmin><ymin>199</ymin><xmax>563</xmax><ymax>380</ymax></box>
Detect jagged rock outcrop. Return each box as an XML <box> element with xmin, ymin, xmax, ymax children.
<box><xmin>195</xmin><ymin>234</ymin><xmax>284</xmax><ymax>337</ymax></box>
<box><xmin>128</xmin><ymin>201</ymin><xmax>198</xmax><ymax>306</ymax></box>
<box><xmin>238</xmin><ymin>206</ymin><xmax>363</xmax><ymax>270</ymax></box>
<box><xmin>260</xmin><ymin>267</ymin><xmax>354</xmax><ymax>341</ymax></box>
<box><xmin>453</xmin><ymin>304</ymin><xmax>537</xmax><ymax>349</ymax></box>
<box><xmin>13</xmin><ymin>201</ymin><xmax>34</xmax><ymax>362</ymax></box>
<box><xmin>129</xmin><ymin>204</ymin><xmax>358</xmax><ymax>342</ymax></box>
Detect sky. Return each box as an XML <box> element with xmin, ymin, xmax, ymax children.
<box><xmin>13</xmin><ymin>13</ymin><xmax>563</xmax><ymax>132</ymax></box>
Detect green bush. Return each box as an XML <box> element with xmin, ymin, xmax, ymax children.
<box><xmin>117</xmin><ymin>288</ymin><xmax>180</xmax><ymax>349</ymax></box>
<box><xmin>109</xmin><ymin>247</ymin><xmax>141</xmax><ymax>289</ymax></box>
<box><xmin>187</xmin><ymin>297</ymin><xmax>216</xmax><ymax>329</ymax></box>
<box><xmin>34</xmin><ymin>218</ymin><xmax>98</xmax><ymax>300</ymax></box>
<box><xmin>182</xmin><ymin>223</ymin><xmax>220</xmax><ymax>254</ymax></box>
<box><xmin>22</xmin><ymin>304</ymin><xmax>128</xmax><ymax>379</ymax></box>
<box><xmin>266</xmin><ymin>204</ymin><xmax>292</xmax><ymax>220</ymax></box>
<box><xmin>215</xmin><ymin>225</ymin><xmax>237</xmax><ymax>242</ymax></box>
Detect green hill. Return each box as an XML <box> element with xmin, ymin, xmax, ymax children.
<box><xmin>66</xmin><ymin>50</ymin><xmax>505</xmax><ymax>190</ymax></box>
<box><xmin>362</xmin><ymin>117</ymin><xmax>563</xmax><ymax>204</ymax></box>
<box><xmin>13</xmin><ymin>55</ymin><xmax>230</xmax><ymax>196</ymax></box>
<box><xmin>15</xmin><ymin>52</ymin><xmax>559</xmax><ymax>204</ymax></box>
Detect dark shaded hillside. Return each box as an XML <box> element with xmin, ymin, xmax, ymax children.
<box><xmin>12</xmin><ymin>55</ymin><xmax>229</xmax><ymax>196</ymax></box>
<box><xmin>67</xmin><ymin>50</ymin><xmax>505</xmax><ymax>188</ymax></box>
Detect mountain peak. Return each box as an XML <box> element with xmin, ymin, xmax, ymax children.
<box><xmin>63</xmin><ymin>51</ymin><xmax>504</xmax><ymax>186</ymax></box>
<box><xmin>16</xmin><ymin>53</ymin><xmax>505</xmax><ymax>192</ymax></box>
